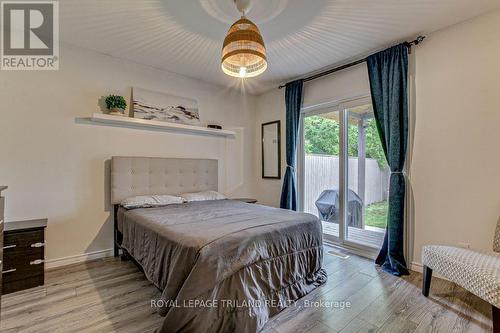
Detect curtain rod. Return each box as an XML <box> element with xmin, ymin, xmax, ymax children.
<box><xmin>278</xmin><ymin>36</ymin><xmax>426</xmax><ymax>89</ymax></box>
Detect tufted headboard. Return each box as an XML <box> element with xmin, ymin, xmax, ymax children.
<box><xmin>111</xmin><ymin>156</ymin><xmax>218</xmax><ymax>204</ymax></box>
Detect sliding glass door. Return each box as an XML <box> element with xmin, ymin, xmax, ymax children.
<box><xmin>299</xmin><ymin>97</ymin><xmax>387</xmax><ymax>253</ymax></box>
<box><xmin>301</xmin><ymin>106</ymin><xmax>341</xmax><ymax>240</ymax></box>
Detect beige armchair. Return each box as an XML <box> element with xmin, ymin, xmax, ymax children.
<box><xmin>422</xmin><ymin>217</ymin><xmax>500</xmax><ymax>332</ymax></box>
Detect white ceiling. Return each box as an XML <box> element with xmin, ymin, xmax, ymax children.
<box><xmin>60</xmin><ymin>0</ymin><xmax>500</xmax><ymax>94</ymax></box>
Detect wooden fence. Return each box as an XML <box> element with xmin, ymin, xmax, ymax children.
<box><xmin>304</xmin><ymin>154</ymin><xmax>390</xmax><ymax>215</ymax></box>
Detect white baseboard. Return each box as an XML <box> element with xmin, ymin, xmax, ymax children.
<box><xmin>410</xmin><ymin>261</ymin><xmax>423</xmax><ymax>273</ymax></box>
<box><xmin>45</xmin><ymin>248</ymin><xmax>114</xmax><ymax>269</ymax></box>
<box><xmin>411</xmin><ymin>261</ymin><xmax>449</xmax><ymax>281</ymax></box>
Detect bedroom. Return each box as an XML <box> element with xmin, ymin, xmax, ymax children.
<box><xmin>0</xmin><ymin>0</ymin><xmax>499</xmax><ymax>332</ymax></box>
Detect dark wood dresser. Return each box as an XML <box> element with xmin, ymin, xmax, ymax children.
<box><xmin>2</xmin><ymin>219</ymin><xmax>47</xmax><ymax>295</ymax></box>
<box><xmin>0</xmin><ymin>186</ymin><xmax>7</xmax><ymax>309</ymax></box>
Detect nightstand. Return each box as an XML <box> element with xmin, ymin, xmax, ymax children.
<box><xmin>2</xmin><ymin>219</ymin><xmax>47</xmax><ymax>295</ymax></box>
<box><xmin>0</xmin><ymin>186</ymin><xmax>6</xmax><ymax>307</ymax></box>
<box><xmin>232</xmin><ymin>198</ymin><xmax>258</xmax><ymax>204</ymax></box>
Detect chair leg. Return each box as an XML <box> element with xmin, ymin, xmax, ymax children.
<box><xmin>493</xmin><ymin>306</ymin><xmax>499</xmax><ymax>333</ymax></box>
<box><xmin>422</xmin><ymin>265</ymin><xmax>432</xmax><ymax>297</ymax></box>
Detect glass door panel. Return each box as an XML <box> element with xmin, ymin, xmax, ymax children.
<box><xmin>302</xmin><ymin>109</ymin><xmax>341</xmax><ymax>240</ymax></box>
<box><xmin>345</xmin><ymin>105</ymin><xmax>387</xmax><ymax>249</ymax></box>
<box><xmin>301</xmin><ymin>97</ymin><xmax>386</xmax><ymax>252</ymax></box>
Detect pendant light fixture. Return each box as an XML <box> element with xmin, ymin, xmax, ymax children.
<box><xmin>221</xmin><ymin>0</ymin><xmax>267</xmax><ymax>79</ymax></box>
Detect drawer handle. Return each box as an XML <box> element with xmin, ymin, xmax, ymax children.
<box><xmin>3</xmin><ymin>244</ymin><xmax>16</xmax><ymax>250</ymax></box>
<box><xmin>31</xmin><ymin>242</ymin><xmax>46</xmax><ymax>248</ymax></box>
<box><xmin>2</xmin><ymin>268</ymin><xmax>16</xmax><ymax>274</ymax></box>
<box><xmin>30</xmin><ymin>259</ymin><xmax>44</xmax><ymax>265</ymax></box>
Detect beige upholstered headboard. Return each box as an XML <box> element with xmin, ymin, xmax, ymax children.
<box><xmin>111</xmin><ymin>156</ymin><xmax>218</xmax><ymax>204</ymax></box>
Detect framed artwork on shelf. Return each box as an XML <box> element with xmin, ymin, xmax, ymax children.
<box><xmin>132</xmin><ymin>87</ymin><xmax>201</xmax><ymax>126</ymax></box>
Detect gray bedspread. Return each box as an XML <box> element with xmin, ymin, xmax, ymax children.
<box><xmin>117</xmin><ymin>200</ymin><xmax>327</xmax><ymax>333</ymax></box>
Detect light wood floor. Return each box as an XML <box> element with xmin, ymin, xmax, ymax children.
<box><xmin>0</xmin><ymin>248</ymin><xmax>493</xmax><ymax>333</ymax></box>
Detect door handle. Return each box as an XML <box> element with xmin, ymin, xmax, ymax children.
<box><xmin>30</xmin><ymin>259</ymin><xmax>44</xmax><ymax>265</ymax></box>
<box><xmin>30</xmin><ymin>242</ymin><xmax>46</xmax><ymax>248</ymax></box>
<box><xmin>3</xmin><ymin>244</ymin><xmax>16</xmax><ymax>250</ymax></box>
<box><xmin>2</xmin><ymin>268</ymin><xmax>16</xmax><ymax>274</ymax></box>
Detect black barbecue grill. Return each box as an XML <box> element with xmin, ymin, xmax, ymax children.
<box><xmin>315</xmin><ymin>189</ymin><xmax>363</xmax><ymax>228</ymax></box>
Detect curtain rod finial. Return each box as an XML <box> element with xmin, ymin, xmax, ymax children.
<box><xmin>415</xmin><ymin>35</ymin><xmax>426</xmax><ymax>45</ymax></box>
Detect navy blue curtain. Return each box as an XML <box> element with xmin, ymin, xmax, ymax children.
<box><xmin>367</xmin><ymin>44</ymin><xmax>409</xmax><ymax>276</ymax></box>
<box><xmin>280</xmin><ymin>80</ymin><xmax>304</xmax><ymax>210</ymax></box>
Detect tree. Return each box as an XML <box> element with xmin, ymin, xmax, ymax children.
<box><xmin>304</xmin><ymin>115</ymin><xmax>388</xmax><ymax>169</ymax></box>
<box><xmin>364</xmin><ymin>118</ymin><xmax>388</xmax><ymax>169</ymax></box>
<box><xmin>304</xmin><ymin>116</ymin><xmax>340</xmax><ymax>155</ymax></box>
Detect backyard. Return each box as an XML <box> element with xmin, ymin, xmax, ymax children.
<box><xmin>365</xmin><ymin>201</ymin><xmax>388</xmax><ymax>229</ymax></box>
<box><xmin>304</xmin><ymin>111</ymin><xmax>389</xmax><ymax>242</ymax></box>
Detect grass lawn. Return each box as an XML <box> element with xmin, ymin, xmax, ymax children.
<box><xmin>365</xmin><ymin>201</ymin><xmax>388</xmax><ymax>229</ymax></box>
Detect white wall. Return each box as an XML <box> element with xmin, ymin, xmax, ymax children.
<box><xmin>254</xmin><ymin>9</ymin><xmax>500</xmax><ymax>264</ymax></box>
<box><xmin>254</xmin><ymin>88</ymin><xmax>286</xmax><ymax>206</ymax></box>
<box><xmin>0</xmin><ymin>44</ymin><xmax>256</xmax><ymax>262</ymax></box>
<box><xmin>410</xmin><ymin>10</ymin><xmax>500</xmax><ymax>263</ymax></box>
<box><xmin>302</xmin><ymin>64</ymin><xmax>371</xmax><ymax>108</ymax></box>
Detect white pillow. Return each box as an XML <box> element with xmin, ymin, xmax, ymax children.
<box><xmin>181</xmin><ymin>191</ymin><xmax>226</xmax><ymax>202</ymax></box>
<box><xmin>121</xmin><ymin>194</ymin><xmax>184</xmax><ymax>209</ymax></box>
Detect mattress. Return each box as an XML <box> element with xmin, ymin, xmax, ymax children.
<box><xmin>117</xmin><ymin>199</ymin><xmax>327</xmax><ymax>333</ymax></box>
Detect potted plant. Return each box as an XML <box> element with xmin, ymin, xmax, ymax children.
<box><xmin>105</xmin><ymin>95</ymin><xmax>127</xmax><ymax>116</ymax></box>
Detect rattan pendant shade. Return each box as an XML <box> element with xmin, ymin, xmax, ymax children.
<box><xmin>221</xmin><ymin>17</ymin><xmax>267</xmax><ymax>78</ymax></box>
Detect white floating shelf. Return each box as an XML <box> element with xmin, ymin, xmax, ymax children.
<box><xmin>84</xmin><ymin>113</ymin><xmax>235</xmax><ymax>137</ymax></box>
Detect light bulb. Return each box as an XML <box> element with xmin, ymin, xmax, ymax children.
<box><xmin>239</xmin><ymin>67</ymin><xmax>247</xmax><ymax>78</ymax></box>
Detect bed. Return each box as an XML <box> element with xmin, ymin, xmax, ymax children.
<box><xmin>111</xmin><ymin>156</ymin><xmax>327</xmax><ymax>333</ymax></box>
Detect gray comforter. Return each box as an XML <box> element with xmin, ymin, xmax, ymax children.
<box><xmin>117</xmin><ymin>200</ymin><xmax>326</xmax><ymax>333</ymax></box>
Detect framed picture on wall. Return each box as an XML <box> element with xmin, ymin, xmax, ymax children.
<box><xmin>132</xmin><ymin>87</ymin><xmax>201</xmax><ymax>126</ymax></box>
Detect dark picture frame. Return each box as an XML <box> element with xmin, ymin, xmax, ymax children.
<box><xmin>261</xmin><ymin>120</ymin><xmax>281</xmax><ymax>179</ymax></box>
